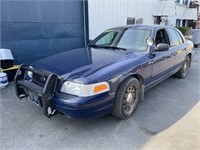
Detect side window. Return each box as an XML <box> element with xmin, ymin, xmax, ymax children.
<box><xmin>155</xmin><ymin>29</ymin><xmax>169</xmax><ymax>46</ymax></box>
<box><xmin>175</xmin><ymin>30</ymin><xmax>184</xmax><ymax>44</ymax></box>
<box><xmin>95</xmin><ymin>31</ymin><xmax>117</xmax><ymax>46</ymax></box>
<box><xmin>166</xmin><ymin>28</ymin><xmax>180</xmax><ymax>47</ymax></box>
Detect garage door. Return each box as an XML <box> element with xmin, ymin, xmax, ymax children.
<box><xmin>1</xmin><ymin>0</ymin><xmax>87</xmax><ymax>64</ymax></box>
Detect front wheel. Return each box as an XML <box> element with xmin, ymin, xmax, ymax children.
<box><xmin>175</xmin><ymin>56</ymin><xmax>190</xmax><ymax>79</ymax></box>
<box><xmin>112</xmin><ymin>77</ymin><xmax>140</xmax><ymax>119</ymax></box>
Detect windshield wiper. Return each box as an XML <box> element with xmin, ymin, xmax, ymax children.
<box><xmin>106</xmin><ymin>46</ymin><xmax>127</xmax><ymax>51</ymax></box>
<box><xmin>88</xmin><ymin>44</ymin><xmax>104</xmax><ymax>48</ymax></box>
<box><xmin>89</xmin><ymin>44</ymin><xmax>127</xmax><ymax>50</ymax></box>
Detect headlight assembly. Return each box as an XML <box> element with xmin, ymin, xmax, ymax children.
<box><xmin>60</xmin><ymin>81</ymin><xmax>110</xmax><ymax>97</ymax></box>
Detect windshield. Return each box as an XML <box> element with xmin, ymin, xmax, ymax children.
<box><xmin>90</xmin><ymin>28</ymin><xmax>152</xmax><ymax>52</ymax></box>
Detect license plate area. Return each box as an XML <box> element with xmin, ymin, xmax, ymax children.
<box><xmin>27</xmin><ymin>90</ymin><xmax>43</xmax><ymax>107</ymax></box>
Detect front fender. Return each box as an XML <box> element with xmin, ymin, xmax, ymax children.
<box><xmin>109</xmin><ymin>71</ymin><xmax>144</xmax><ymax>95</ymax></box>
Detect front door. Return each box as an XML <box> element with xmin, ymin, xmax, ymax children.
<box><xmin>152</xmin><ymin>29</ymin><xmax>174</xmax><ymax>81</ymax></box>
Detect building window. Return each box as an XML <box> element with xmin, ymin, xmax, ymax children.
<box><xmin>126</xmin><ymin>17</ymin><xmax>143</xmax><ymax>25</ymax></box>
<box><xmin>183</xmin><ymin>0</ymin><xmax>188</xmax><ymax>6</ymax></box>
<box><xmin>182</xmin><ymin>20</ymin><xmax>187</xmax><ymax>27</ymax></box>
<box><xmin>164</xmin><ymin>20</ymin><xmax>169</xmax><ymax>25</ymax></box>
<box><xmin>136</xmin><ymin>18</ymin><xmax>143</xmax><ymax>24</ymax></box>
<box><xmin>176</xmin><ymin>19</ymin><xmax>181</xmax><ymax>26</ymax></box>
<box><xmin>154</xmin><ymin>16</ymin><xmax>161</xmax><ymax>24</ymax></box>
<box><xmin>126</xmin><ymin>17</ymin><xmax>135</xmax><ymax>25</ymax></box>
<box><xmin>174</xmin><ymin>0</ymin><xmax>180</xmax><ymax>3</ymax></box>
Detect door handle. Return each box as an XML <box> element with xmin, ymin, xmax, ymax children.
<box><xmin>148</xmin><ymin>61</ymin><xmax>154</xmax><ymax>65</ymax></box>
<box><xmin>166</xmin><ymin>55</ymin><xmax>172</xmax><ymax>58</ymax></box>
<box><xmin>172</xmin><ymin>52</ymin><xmax>177</xmax><ymax>56</ymax></box>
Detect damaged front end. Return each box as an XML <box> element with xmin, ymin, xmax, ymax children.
<box><xmin>14</xmin><ymin>64</ymin><xmax>60</xmax><ymax>118</ymax></box>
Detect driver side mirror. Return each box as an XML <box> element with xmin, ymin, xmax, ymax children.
<box><xmin>156</xmin><ymin>43</ymin><xmax>169</xmax><ymax>52</ymax></box>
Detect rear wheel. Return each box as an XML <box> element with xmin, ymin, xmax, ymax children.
<box><xmin>112</xmin><ymin>77</ymin><xmax>140</xmax><ymax>119</ymax></box>
<box><xmin>175</xmin><ymin>56</ymin><xmax>190</xmax><ymax>79</ymax></box>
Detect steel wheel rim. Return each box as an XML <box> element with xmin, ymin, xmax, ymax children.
<box><xmin>123</xmin><ymin>85</ymin><xmax>136</xmax><ymax>114</ymax></box>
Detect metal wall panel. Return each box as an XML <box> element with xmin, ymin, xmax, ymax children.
<box><xmin>88</xmin><ymin>0</ymin><xmax>157</xmax><ymax>39</ymax></box>
<box><xmin>1</xmin><ymin>0</ymin><xmax>85</xmax><ymax>64</ymax></box>
<box><xmin>88</xmin><ymin>0</ymin><xmax>195</xmax><ymax>39</ymax></box>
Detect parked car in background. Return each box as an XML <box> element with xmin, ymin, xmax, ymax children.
<box><xmin>15</xmin><ymin>25</ymin><xmax>194</xmax><ymax>120</ymax></box>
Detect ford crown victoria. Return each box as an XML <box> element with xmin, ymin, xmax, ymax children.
<box><xmin>15</xmin><ymin>25</ymin><xmax>194</xmax><ymax>120</ymax></box>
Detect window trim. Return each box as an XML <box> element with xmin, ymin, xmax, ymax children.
<box><xmin>174</xmin><ymin>28</ymin><xmax>185</xmax><ymax>43</ymax></box>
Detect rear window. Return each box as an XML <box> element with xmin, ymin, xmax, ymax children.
<box><xmin>166</xmin><ymin>28</ymin><xmax>180</xmax><ymax>47</ymax></box>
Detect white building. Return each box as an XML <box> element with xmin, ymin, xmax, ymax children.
<box><xmin>88</xmin><ymin>0</ymin><xmax>198</xmax><ymax>39</ymax></box>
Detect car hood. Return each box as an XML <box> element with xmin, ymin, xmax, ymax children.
<box><xmin>32</xmin><ymin>47</ymin><xmax>141</xmax><ymax>79</ymax></box>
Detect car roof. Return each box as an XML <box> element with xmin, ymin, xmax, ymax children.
<box><xmin>109</xmin><ymin>24</ymin><xmax>172</xmax><ymax>30</ymax></box>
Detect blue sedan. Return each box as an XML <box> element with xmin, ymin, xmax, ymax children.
<box><xmin>15</xmin><ymin>25</ymin><xmax>194</xmax><ymax>120</ymax></box>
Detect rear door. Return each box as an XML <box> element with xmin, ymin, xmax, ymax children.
<box><xmin>166</xmin><ymin>28</ymin><xmax>187</xmax><ymax>68</ymax></box>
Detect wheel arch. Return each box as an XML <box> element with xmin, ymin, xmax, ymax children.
<box><xmin>115</xmin><ymin>73</ymin><xmax>145</xmax><ymax>101</ymax></box>
<box><xmin>118</xmin><ymin>73</ymin><xmax>144</xmax><ymax>87</ymax></box>
<box><xmin>132</xmin><ymin>74</ymin><xmax>144</xmax><ymax>86</ymax></box>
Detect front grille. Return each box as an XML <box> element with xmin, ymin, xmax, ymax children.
<box><xmin>32</xmin><ymin>73</ymin><xmax>47</xmax><ymax>86</ymax></box>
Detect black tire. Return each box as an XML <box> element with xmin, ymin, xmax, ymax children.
<box><xmin>175</xmin><ymin>55</ymin><xmax>190</xmax><ymax>79</ymax></box>
<box><xmin>112</xmin><ymin>77</ymin><xmax>140</xmax><ymax>119</ymax></box>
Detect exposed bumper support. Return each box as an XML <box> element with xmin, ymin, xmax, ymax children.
<box><xmin>14</xmin><ymin>64</ymin><xmax>59</xmax><ymax>118</ymax></box>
